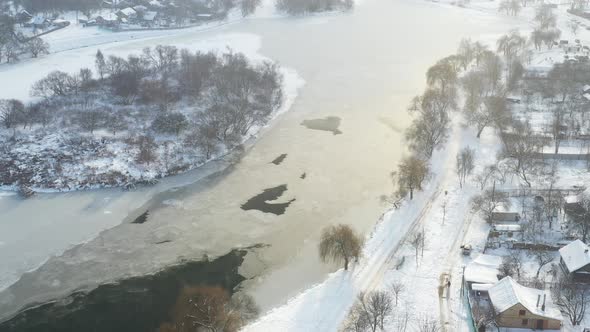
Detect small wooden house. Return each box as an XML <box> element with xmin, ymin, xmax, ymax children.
<box><xmin>489</xmin><ymin>277</ymin><xmax>562</xmax><ymax>330</ymax></box>
<box><xmin>559</xmin><ymin>239</ymin><xmax>590</xmax><ymax>281</ymax></box>
<box><xmin>96</xmin><ymin>13</ymin><xmax>120</xmax><ymax>27</ymax></box>
<box><xmin>117</xmin><ymin>7</ymin><xmax>137</xmax><ymax>20</ymax></box>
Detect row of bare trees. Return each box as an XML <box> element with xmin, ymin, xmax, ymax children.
<box><xmin>275</xmin><ymin>0</ymin><xmax>353</xmax><ymax>15</ymax></box>
<box><xmin>343</xmin><ymin>286</ymin><xmax>440</xmax><ymax>332</ymax></box>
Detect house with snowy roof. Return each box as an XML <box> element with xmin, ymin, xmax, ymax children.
<box><xmin>96</xmin><ymin>13</ymin><xmax>120</xmax><ymax>27</ymax></box>
<box><xmin>559</xmin><ymin>239</ymin><xmax>590</xmax><ymax>281</ymax></box>
<box><xmin>117</xmin><ymin>7</ymin><xmax>137</xmax><ymax>20</ymax></box>
<box><xmin>25</xmin><ymin>16</ymin><xmax>50</xmax><ymax>29</ymax></box>
<box><xmin>488</xmin><ymin>277</ymin><xmax>562</xmax><ymax>330</ymax></box>
<box><xmin>465</xmin><ymin>254</ymin><xmax>501</xmax><ymax>291</ymax></box>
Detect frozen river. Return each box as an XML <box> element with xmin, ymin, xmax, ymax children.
<box><xmin>0</xmin><ymin>0</ymin><xmax>520</xmax><ymax>322</ymax></box>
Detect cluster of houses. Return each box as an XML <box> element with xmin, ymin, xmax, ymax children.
<box><xmin>90</xmin><ymin>2</ymin><xmax>216</xmax><ymax>29</ymax></box>
<box><xmin>15</xmin><ymin>10</ymin><xmax>70</xmax><ymax>31</ymax></box>
<box><xmin>465</xmin><ymin>251</ymin><xmax>568</xmax><ymax>330</ymax></box>
<box><xmin>462</xmin><ymin>189</ymin><xmax>590</xmax><ymax>330</ymax></box>
<box><xmin>92</xmin><ymin>5</ymin><xmax>163</xmax><ymax>28</ymax></box>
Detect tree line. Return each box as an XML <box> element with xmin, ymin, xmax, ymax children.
<box><xmin>275</xmin><ymin>0</ymin><xmax>353</xmax><ymax>15</ymax></box>
<box><xmin>0</xmin><ymin>45</ymin><xmax>282</xmax><ymax>189</ymax></box>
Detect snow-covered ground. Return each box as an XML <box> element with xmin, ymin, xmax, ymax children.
<box><xmin>242</xmin><ymin>3</ymin><xmax>590</xmax><ymax>332</ymax></box>
<box><xmin>6</xmin><ymin>0</ymin><xmax>590</xmax><ymax>329</ymax></box>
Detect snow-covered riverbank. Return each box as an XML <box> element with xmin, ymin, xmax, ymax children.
<box><xmin>0</xmin><ymin>0</ymin><xmax>526</xmax><ymax>328</ymax></box>
<box><xmin>0</xmin><ymin>32</ymin><xmax>304</xmax><ymax>194</ymax></box>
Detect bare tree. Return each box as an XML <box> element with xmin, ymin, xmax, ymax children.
<box><xmin>550</xmin><ymin>105</ymin><xmax>566</xmax><ymax>155</ymax></box>
<box><xmin>0</xmin><ymin>99</ymin><xmax>24</xmax><ymax>130</ymax></box>
<box><xmin>136</xmin><ymin>135</ymin><xmax>157</xmax><ymax>165</ymax></box>
<box><xmin>471</xmin><ymin>188</ymin><xmax>511</xmax><ymax>223</ymax></box>
<box><xmin>408</xmin><ymin>231</ymin><xmax>425</xmax><ymax>266</ymax></box>
<box><xmin>465</xmin><ymin>95</ymin><xmax>511</xmax><ymax>138</ymax></box>
<box><xmin>568</xmin><ymin>192</ymin><xmax>590</xmax><ymax>242</ymax></box>
<box><xmin>158</xmin><ymin>286</ymin><xmax>259</xmax><ymax>332</ymax></box>
<box><xmin>553</xmin><ymin>278</ymin><xmax>589</xmax><ymax>326</ymax></box>
<box><xmin>474</xmin><ymin>164</ymin><xmax>502</xmax><ymax>190</ymax></box>
<box><xmin>152</xmin><ymin>112</ymin><xmax>188</xmax><ymax>135</ymax></box>
<box><xmin>472</xmin><ymin>299</ymin><xmax>495</xmax><ymax>331</ymax></box>
<box><xmin>457</xmin><ymin>38</ymin><xmax>475</xmax><ymax>70</ymax></box>
<box><xmin>4</xmin><ymin>40</ymin><xmax>20</xmax><ymax>63</ymax></box>
<box><xmin>499</xmin><ymin>250</ymin><xmax>523</xmax><ymax>279</ymax></box>
<box><xmin>532</xmin><ymin>250</ymin><xmax>554</xmax><ymax>278</ymax></box>
<box><xmin>394</xmin><ymin>155</ymin><xmax>430</xmax><ymax>200</ymax></box>
<box><xmin>31</xmin><ymin>71</ymin><xmax>80</xmax><ymax>98</ymax></box>
<box><xmin>568</xmin><ymin>21</ymin><xmax>580</xmax><ymax>36</ymax></box>
<box><xmin>76</xmin><ymin>109</ymin><xmax>106</xmax><ymax>134</ymax></box>
<box><xmin>461</xmin><ymin>70</ymin><xmax>486</xmax><ymax>114</ymax></box>
<box><xmin>406</xmin><ymin>89</ymin><xmax>454</xmax><ymax>158</ymax></box>
<box><xmin>240</xmin><ymin>0</ymin><xmax>261</xmax><ymax>16</ymax></box>
<box><xmin>343</xmin><ymin>301</ymin><xmax>370</xmax><ymax>332</ymax></box>
<box><xmin>107</xmin><ymin>113</ymin><xmax>128</xmax><ymax>136</ymax></box>
<box><xmin>95</xmin><ymin>49</ymin><xmax>107</xmax><ymax>80</ymax></box>
<box><xmin>319</xmin><ymin>224</ymin><xmax>363</xmax><ymax>271</ymax></box>
<box><xmin>26</xmin><ymin>37</ymin><xmax>49</xmax><ymax>58</ymax></box>
<box><xmin>416</xmin><ymin>315</ymin><xmax>440</xmax><ymax>332</ymax></box>
<box><xmin>501</xmin><ymin>120</ymin><xmax>547</xmax><ymax>187</ymax></box>
<box><xmin>456</xmin><ymin>147</ymin><xmax>475</xmax><ymax>188</ymax></box>
<box><xmin>354</xmin><ymin>291</ymin><xmax>394</xmax><ymax>332</ymax></box>
<box><xmin>185</xmin><ymin>120</ymin><xmax>221</xmax><ymax>160</ymax></box>
<box><xmin>426</xmin><ymin>59</ymin><xmax>459</xmax><ymax>94</ymax></box>
<box><xmin>534</xmin><ymin>6</ymin><xmax>557</xmax><ymax>30</ymax></box>
<box><xmin>498</xmin><ymin>0</ymin><xmax>521</xmax><ymax>16</ymax></box>
<box><xmin>480</xmin><ymin>51</ymin><xmax>504</xmax><ymax>94</ymax></box>
<box><xmin>390</xmin><ymin>282</ymin><xmax>405</xmax><ymax>306</ymax></box>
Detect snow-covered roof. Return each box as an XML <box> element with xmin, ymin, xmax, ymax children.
<box><xmin>584</xmin><ymin>93</ymin><xmax>590</xmax><ymax>101</ymax></box>
<box><xmin>565</xmin><ymin>195</ymin><xmax>581</xmax><ymax>204</ymax></box>
<box><xmin>559</xmin><ymin>239</ymin><xmax>590</xmax><ymax>273</ymax></box>
<box><xmin>489</xmin><ymin>277</ymin><xmax>562</xmax><ymax>321</ymax></box>
<box><xmin>52</xmin><ymin>19</ymin><xmax>68</xmax><ymax>24</ymax></box>
<box><xmin>29</xmin><ymin>16</ymin><xmax>48</xmax><ymax>25</ymax></box>
<box><xmin>473</xmin><ymin>254</ymin><xmax>502</xmax><ymax>268</ymax></box>
<box><xmin>149</xmin><ymin>0</ymin><xmax>164</xmax><ymax>7</ymax></box>
<box><xmin>465</xmin><ymin>263</ymin><xmax>499</xmax><ymax>285</ymax></box>
<box><xmin>118</xmin><ymin>7</ymin><xmax>136</xmax><ymax>16</ymax></box>
<box><xmin>472</xmin><ymin>283</ymin><xmax>494</xmax><ymax>292</ymax></box>
<box><xmin>143</xmin><ymin>11</ymin><xmax>158</xmax><ymax>21</ymax></box>
<box><xmin>100</xmin><ymin>13</ymin><xmax>119</xmax><ymax>21</ymax></box>
<box><xmin>583</xmin><ymin>84</ymin><xmax>590</xmax><ymax>92</ymax></box>
<box><xmin>493</xmin><ymin>224</ymin><xmax>522</xmax><ymax>232</ymax></box>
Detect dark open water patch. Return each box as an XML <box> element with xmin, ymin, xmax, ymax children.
<box><xmin>301</xmin><ymin>116</ymin><xmax>342</xmax><ymax>135</ymax></box>
<box><xmin>241</xmin><ymin>184</ymin><xmax>295</xmax><ymax>215</ymax></box>
<box><xmin>271</xmin><ymin>154</ymin><xmax>287</xmax><ymax>165</ymax></box>
<box><xmin>131</xmin><ymin>210</ymin><xmax>149</xmax><ymax>224</ymax></box>
<box><xmin>0</xmin><ymin>250</ymin><xmax>248</xmax><ymax>332</ymax></box>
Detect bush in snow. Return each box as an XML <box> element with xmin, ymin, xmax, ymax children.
<box><xmin>151</xmin><ymin>112</ymin><xmax>188</xmax><ymax>135</ymax></box>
